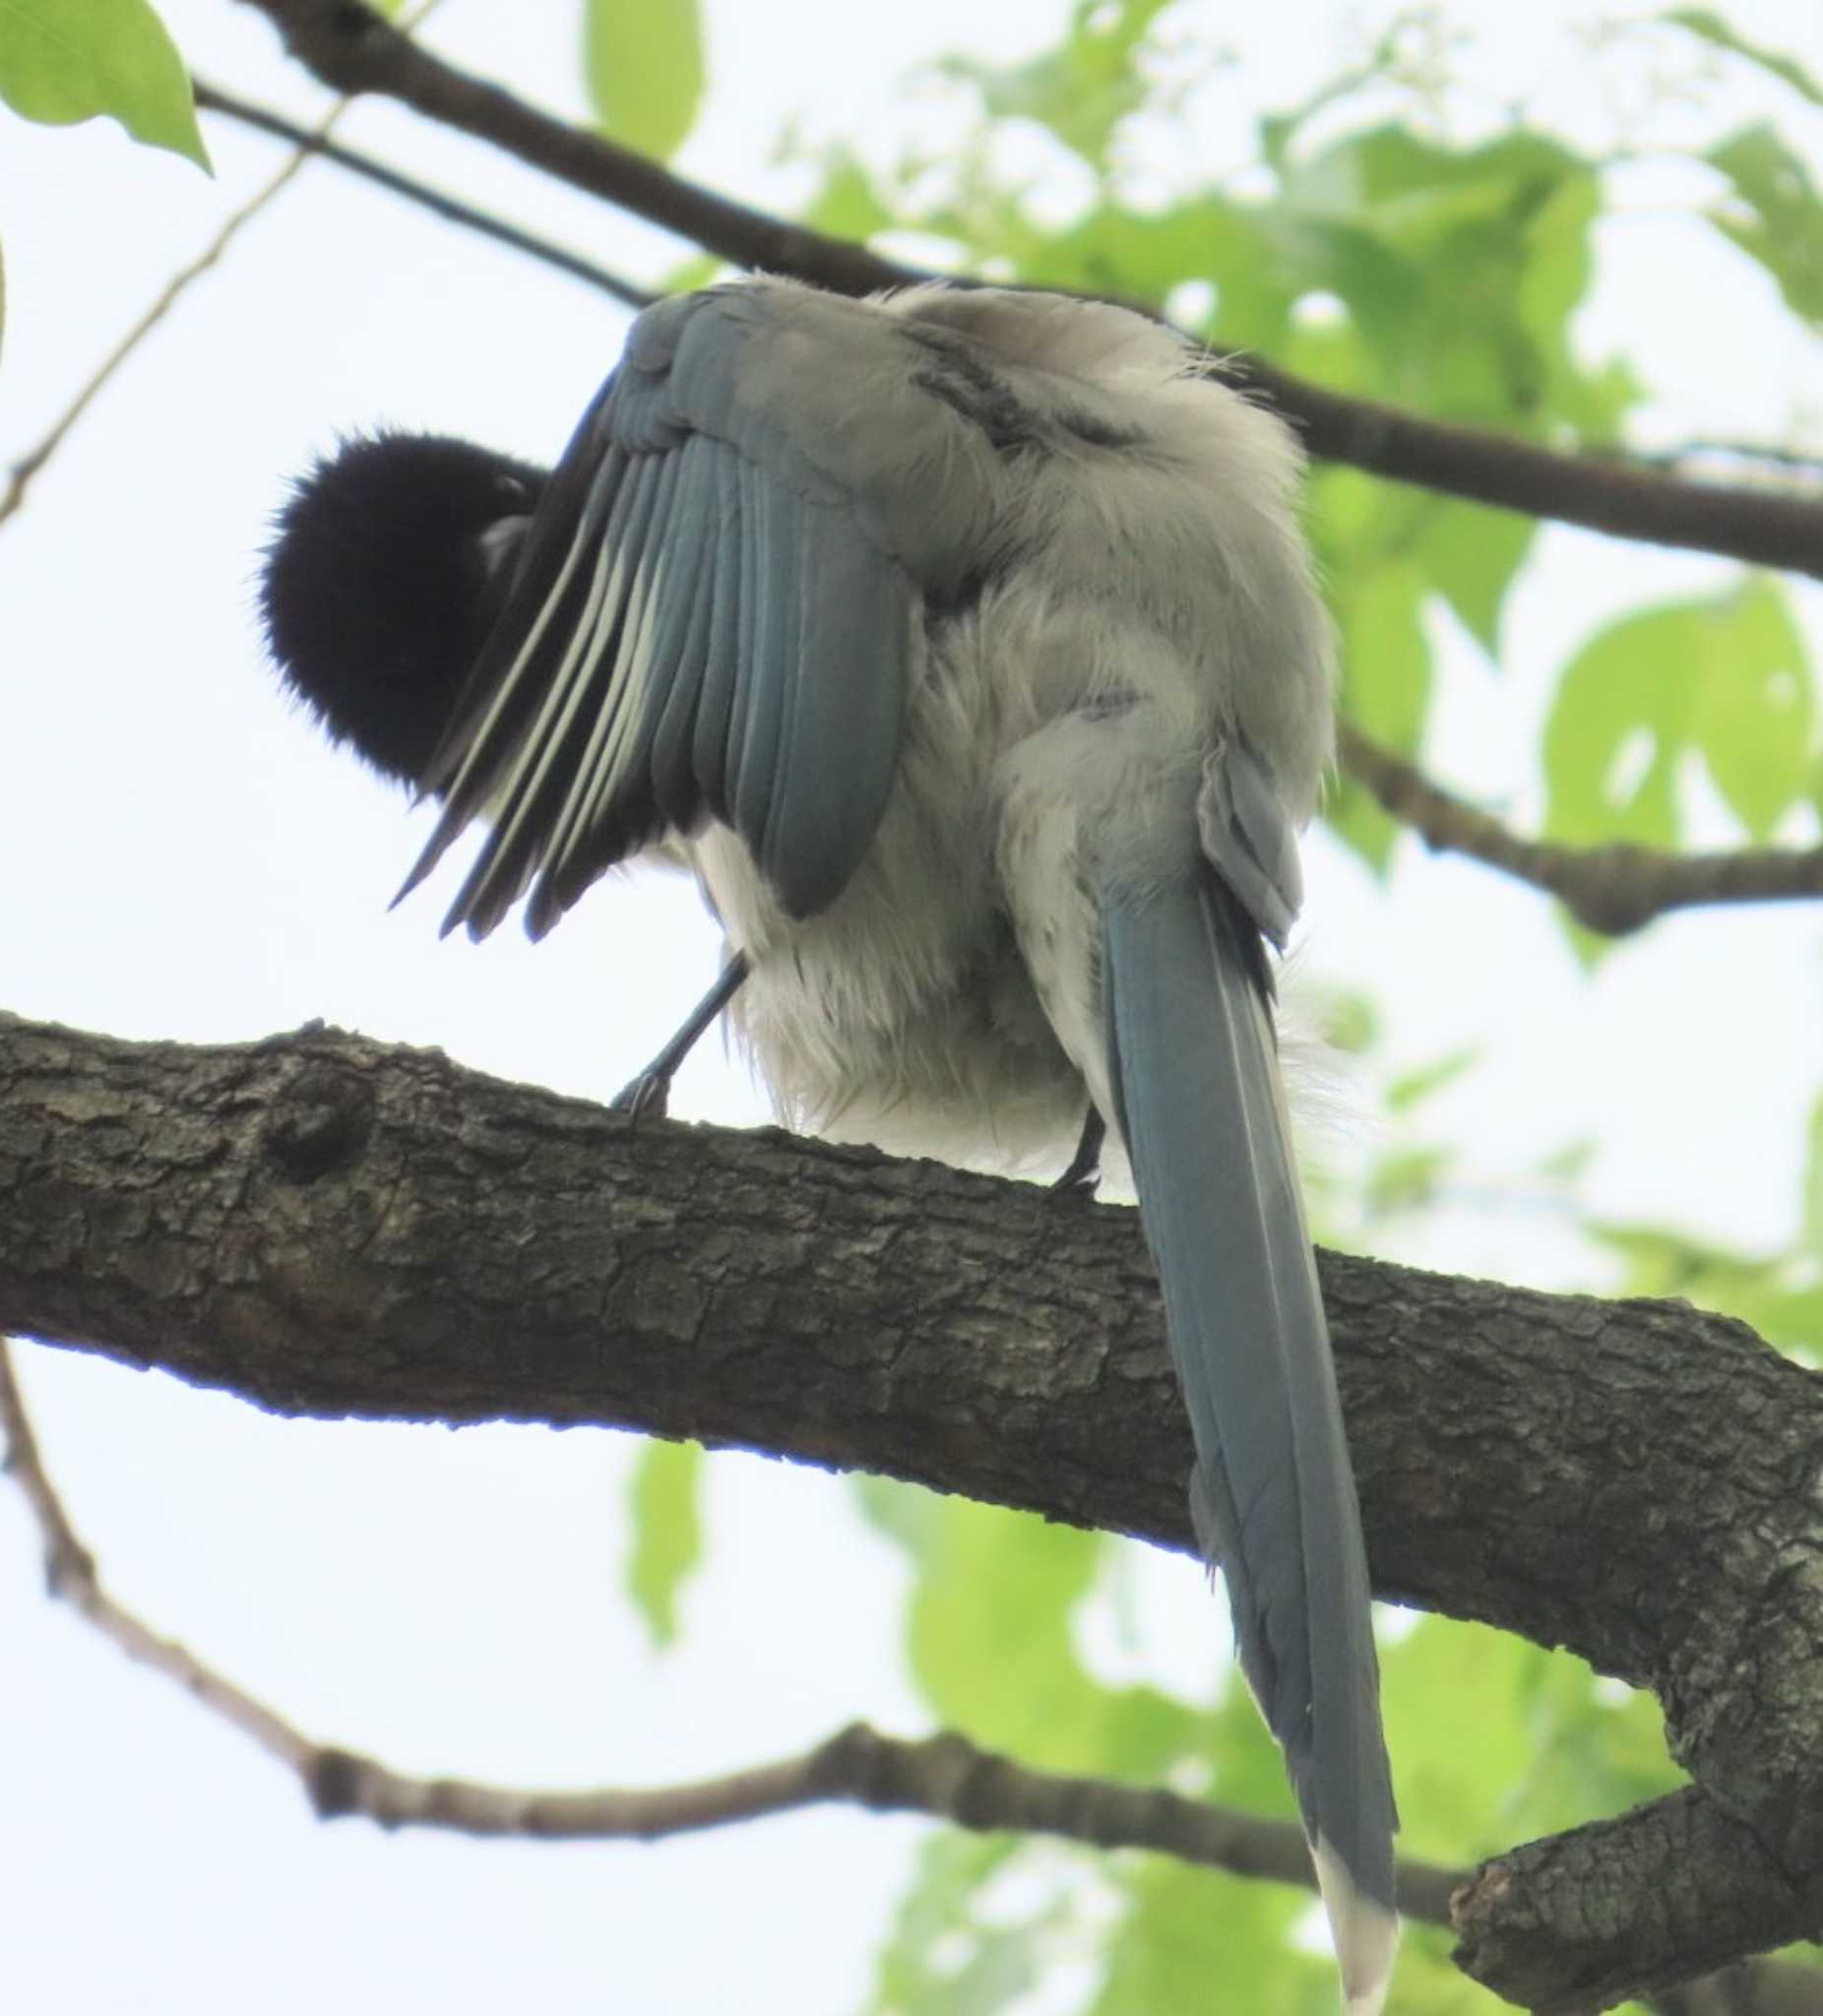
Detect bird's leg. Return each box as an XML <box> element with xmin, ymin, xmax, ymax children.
<box><xmin>611</xmin><ymin>954</ymin><xmax>750</xmax><ymax>1119</ymax></box>
<box><xmin>1051</xmin><ymin>1105</ymin><xmax>1106</xmax><ymax>1195</ymax></box>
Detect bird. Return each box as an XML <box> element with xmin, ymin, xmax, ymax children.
<box><xmin>261</xmin><ymin>276</ymin><xmax>1398</xmax><ymax>2011</ymax></box>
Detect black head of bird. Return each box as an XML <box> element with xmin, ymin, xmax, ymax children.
<box><xmin>262</xmin><ymin>430</ymin><xmax>544</xmax><ymax>791</ymax></box>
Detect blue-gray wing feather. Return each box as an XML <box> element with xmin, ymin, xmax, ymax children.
<box><xmin>402</xmin><ymin>285</ymin><xmax>919</xmax><ymax>938</ymax></box>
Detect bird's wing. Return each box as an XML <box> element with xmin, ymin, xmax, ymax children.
<box><xmin>1101</xmin><ymin>736</ymin><xmax>1397</xmax><ymax>2013</ymax></box>
<box><xmin>399</xmin><ymin>283</ymin><xmax>944</xmax><ymax>939</ymax></box>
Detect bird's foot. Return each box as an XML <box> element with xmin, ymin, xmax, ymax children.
<box><xmin>608</xmin><ymin>955</ymin><xmax>752</xmax><ymax>1124</ymax></box>
<box><xmin>1050</xmin><ymin>1108</ymin><xmax>1105</xmax><ymax>1198</ymax></box>
<box><xmin>611</xmin><ymin>1070</ymin><xmax>671</xmax><ymax>1121</ymax></box>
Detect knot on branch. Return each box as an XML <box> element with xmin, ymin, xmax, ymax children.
<box><xmin>261</xmin><ymin>1061</ymin><xmax>376</xmax><ymax>1181</ymax></box>
<box><xmin>264</xmin><ymin>0</ymin><xmax>409</xmax><ymax>95</ymax></box>
<box><xmin>306</xmin><ymin>1745</ymin><xmax>370</xmax><ymax>1818</ymax></box>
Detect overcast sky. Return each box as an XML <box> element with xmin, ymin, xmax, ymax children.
<box><xmin>3</xmin><ymin>3</ymin><xmax>1821</xmax><ymax>2011</ymax></box>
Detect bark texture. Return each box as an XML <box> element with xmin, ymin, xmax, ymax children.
<box><xmin>5</xmin><ymin>1010</ymin><xmax>1823</xmax><ymax>2008</ymax></box>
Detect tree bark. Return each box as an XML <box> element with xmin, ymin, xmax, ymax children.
<box><xmin>4</xmin><ymin>1009</ymin><xmax>1822</xmax><ymax>2008</ymax></box>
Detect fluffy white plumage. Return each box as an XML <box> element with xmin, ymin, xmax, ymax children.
<box><xmin>684</xmin><ymin>282</ymin><xmax>1335</xmax><ymax>1165</ymax></box>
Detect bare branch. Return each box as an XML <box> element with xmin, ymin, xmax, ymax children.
<box><xmin>232</xmin><ymin>0</ymin><xmax>1823</xmax><ymax>581</ymax></box>
<box><xmin>1339</xmin><ymin>723</ymin><xmax>1823</xmax><ymax>935</ymax></box>
<box><xmin>0</xmin><ymin>1345</ymin><xmax>312</xmax><ymax>1776</ymax></box>
<box><xmin>1</xmin><ymin>132</ymin><xmax>327</xmax><ymax>532</ymax></box>
<box><xmin>0</xmin><ymin>0</ymin><xmax>446</xmax><ymax>532</ymax></box>
<box><xmin>193</xmin><ymin>78</ymin><xmax>655</xmax><ymax>310</ymax></box>
<box><xmin>0</xmin><ymin>1335</ymin><xmax>1459</xmax><ymax>1910</ymax></box>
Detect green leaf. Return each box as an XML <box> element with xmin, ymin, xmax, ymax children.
<box><xmin>1543</xmin><ymin>580</ymin><xmax>1815</xmax><ymax>861</ymax></box>
<box><xmin>1363</xmin><ymin>1143</ymin><xmax>1454</xmax><ymax>1218</ymax></box>
<box><xmin>1544</xmin><ymin>617</ymin><xmax>1688</xmax><ymax>851</ymax></box>
<box><xmin>625</xmin><ymin>1437</ymin><xmax>703</xmax><ymax>1648</ymax></box>
<box><xmin>1321</xmin><ymin>990</ymin><xmax>1381</xmax><ymax>1056</ymax></box>
<box><xmin>1688</xmin><ymin>579</ymin><xmax>1814</xmax><ymax>836</ymax></box>
<box><xmin>852</xmin><ymin>1471</ymin><xmax>945</xmax><ymax>1557</ymax></box>
<box><xmin>654</xmin><ymin>248</ymin><xmax>723</xmax><ymax>296</ymax></box>
<box><xmin>1380</xmin><ymin>1619</ymin><xmax>1535</xmax><ymax>1858</ymax></box>
<box><xmin>1028</xmin><ymin>200</ymin><xmax>1290</xmax><ymax>350</ymax></box>
<box><xmin>1382</xmin><ymin>1619</ymin><xmax>1677</xmax><ymax>1861</ymax></box>
<box><xmin>904</xmin><ymin>1500</ymin><xmax>1107</xmax><ymax>1771</ymax></box>
<box><xmin>1273</xmin><ymin>127</ymin><xmax>1595</xmax><ymax>423</ymax></box>
<box><xmin>802</xmin><ymin>149</ymin><xmax>895</xmax><ymax>243</ymax></box>
<box><xmin>1535</xmin><ymin>1137</ymin><xmax>1597</xmax><ymax>1184</ymax></box>
<box><xmin>862</xmin><ymin>1485</ymin><xmax>1109</xmax><ymax>1767</ymax></box>
<box><xmin>1091</xmin><ymin>1853</ymin><xmax>1326</xmax><ymax>2016</ymax></box>
<box><xmin>1803</xmin><ymin>1095</ymin><xmax>1823</xmax><ymax>1267</ymax></box>
<box><xmin>1516</xmin><ymin>168</ymin><xmax>1600</xmax><ymax>357</ymax></box>
<box><xmin>1589</xmin><ymin>1221</ymin><xmax>1823</xmax><ymax>1356</ymax></box>
<box><xmin>1205</xmin><ymin>1670</ymin><xmax>1303</xmax><ymax>1820</ymax></box>
<box><xmin>0</xmin><ymin>0</ymin><xmax>207</xmax><ymax>166</ymax></box>
<box><xmin>1705</xmin><ymin>125</ymin><xmax>1823</xmax><ymax>324</ymax></box>
<box><xmin>1418</xmin><ymin>500</ymin><xmax>1536</xmax><ymax>658</ymax></box>
<box><xmin>937</xmin><ymin>0</ymin><xmax>1175</xmax><ymax>171</ymax></box>
<box><xmin>583</xmin><ymin>0</ymin><xmax>704</xmax><ymax>162</ymax></box>
<box><xmin>1323</xmin><ymin>553</ymin><xmax>1432</xmax><ymax>873</ymax></box>
<box><xmin>1388</xmin><ymin>1919</ymin><xmax>1518</xmax><ymax>2014</ymax></box>
<box><xmin>859</xmin><ymin>1482</ymin><xmax>1203</xmax><ymax>1780</ymax></box>
<box><xmin>864</xmin><ymin>1833</ymin><xmax>1050</xmax><ymax>2016</ymax></box>
<box><xmin>1387</xmin><ymin>1047</ymin><xmax>1481</xmax><ymax>1114</ymax></box>
<box><xmin>1515</xmin><ymin>168</ymin><xmax>1635</xmax><ymax>440</ymax></box>
<box><xmin>1666</xmin><ymin>10</ymin><xmax>1823</xmax><ymax>107</ymax></box>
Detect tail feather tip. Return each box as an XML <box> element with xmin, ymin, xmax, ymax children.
<box><xmin>1312</xmin><ymin>1834</ymin><xmax>1399</xmax><ymax>2016</ymax></box>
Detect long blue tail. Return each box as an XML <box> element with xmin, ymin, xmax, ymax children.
<box><xmin>1102</xmin><ymin>863</ymin><xmax>1397</xmax><ymax>2012</ymax></box>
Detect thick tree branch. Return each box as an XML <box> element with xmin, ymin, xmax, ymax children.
<box><xmin>5</xmin><ymin>1010</ymin><xmax>1823</xmax><ymax>2005</ymax></box>
<box><xmin>1237</xmin><ymin>356</ymin><xmax>1823</xmax><ymax>581</ymax></box>
<box><xmin>1455</xmin><ymin>1793</ymin><xmax>1823</xmax><ymax>2016</ymax></box>
<box><xmin>1339</xmin><ymin>724</ymin><xmax>1823</xmax><ymax>935</ymax></box>
<box><xmin>236</xmin><ymin>0</ymin><xmax>897</xmax><ymax>293</ymax></box>
<box><xmin>232</xmin><ymin>0</ymin><xmax>1823</xmax><ymax>581</ymax></box>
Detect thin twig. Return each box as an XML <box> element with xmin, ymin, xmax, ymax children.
<box><xmin>0</xmin><ymin>1336</ymin><xmax>1454</xmax><ymax>1914</ymax></box>
<box><xmin>1339</xmin><ymin>723</ymin><xmax>1823</xmax><ymax>935</ymax></box>
<box><xmin>1</xmin><ymin>1</ymin><xmax>446</xmax><ymax>533</ymax></box>
<box><xmin>193</xmin><ymin>78</ymin><xmax>655</xmax><ymax>310</ymax></box>
<box><xmin>0</xmin><ymin>146</ymin><xmax>323</xmax><ymax>530</ymax></box>
<box><xmin>234</xmin><ymin>0</ymin><xmax>1823</xmax><ymax>581</ymax></box>
<box><xmin>6</xmin><ymin>1333</ymin><xmax>1819</xmax><ymax>2010</ymax></box>
<box><xmin>0</xmin><ymin>1344</ymin><xmax>312</xmax><ymax>1774</ymax></box>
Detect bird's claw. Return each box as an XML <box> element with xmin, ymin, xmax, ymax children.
<box><xmin>611</xmin><ymin>1071</ymin><xmax>670</xmax><ymax>1121</ymax></box>
<box><xmin>1049</xmin><ymin>1154</ymin><xmax>1102</xmax><ymax>1198</ymax></box>
<box><xmin>1049</xmin><ymin>1108</ymin><xmax>1105</xmax><ymax>1198</ymax></box>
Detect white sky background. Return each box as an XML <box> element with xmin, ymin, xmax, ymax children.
<box><xmin>2</xmin><ymin>2</ymin><xmax>1822</xmax><ymax>2011</ymax></box>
